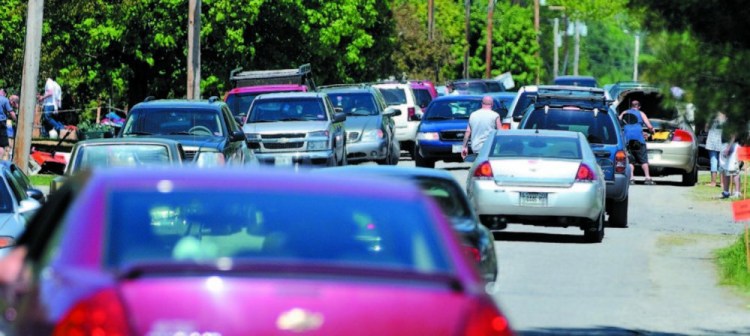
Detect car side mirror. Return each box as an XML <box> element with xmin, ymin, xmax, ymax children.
<box><xmin>409</xmin><ymin>113</ymin><xmax>422</xmax><ymax>121</ymax></box>
<box><xmin>234</xmin><ymin>116</ymin><xmax>245</xmax><ymax>126</ymax></box>
<box><xmin>26</xmin><ymin>189</ymin><xmax>45</xmax><ymax>204</ymax></box>
<box><xmin>464</xmin><ymin>154</ymin><xmax>477</xmax><ymax>163</ymax></box>
<box><xmin>383</xmin><ymin>107</ymin><xmax>402</xmax><ymax>117</ymax></box>
<box><xmin>18</xmin><ymin>199</ymin><xmax>40</xmax><ymax>216</ymax></box>
<box><xmin>333</xmin><ymin>112</ymin><xmax>347</xmax><ymax>123</ymax></box>
<box><xmin>512</xmin><ymin>114</ymin><xmax>523</xmax><ymax>122</ymax></box>
<box><xmin>334</xmin><ymin>107</ymin><xmax>344</xmax><ymax>113</ymax></box>
<box><xmin>230</xmin><ymin>130</ymin><xmax>246</xmax><ymax>142</ymax></box>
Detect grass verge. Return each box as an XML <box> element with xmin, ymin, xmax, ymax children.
<box><xmin>29</xmin><ymin>174</ymin><xmax>55</xmax><ymax>188</ymax></box>
<box><xmin>715</xmin><ymin>234</ymin><xmax>750</xmax><ymax>294</ymax></box>
<box><xmin>692</xmin><ymin>171</ymin><xmax>750</xmax><ymax>292</ymax></box>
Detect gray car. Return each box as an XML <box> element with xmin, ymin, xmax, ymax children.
<box><xmin>321</xmin><ymin>86</ymin><xmax>401</xmax><ymax>165</ymax></box>
<box><xmin>0</xmin><ymin>164</ymin><xmax>42</xmax><ymax>256</ymax></box>
<box><xmin>244</xmin><ymin>92</ymin><xmax>347</xmax><ymax>167</ymax></box>
<box><xmin>466</xmin><ymin>129</ymin><xmax>606</xmax><ymax>243</ymax></box>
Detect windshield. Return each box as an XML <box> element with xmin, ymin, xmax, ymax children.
<box><xmin>248</xmin><ymin>98</ymin><xmax>328</xmax><ymax>122</ymax></box>
<box><xmin>72</xmin><ymin>144</ymin><xmax>172</xmax><ymax>171</ymax></box>
<box><xmin>225</xmin><ymin>93</ymin><xmax>259</xmax><ymax>118</ymax></box>
<box><xmin>122</xmin><ymin>108</ymin><xmax>224</xmax><ymax>137</ymax></box>
<box><xmin>106</xmin><ymin>190</ymin><xmax>452</xmax><ymax>274</ymax></box>
<box><xmin>521</xmin><ymin>108</ymin><xmax>618</xmax><ymax>145</ymax></box>
<box><xmin>425</xmin><ymin>100</ymin><xmax>483</xmax><ymax>120</ymax></box>
<box><xmin>489</xmin><ymin>135</ymin><xmax>582</xmax><ymax>159</ymax></box>
<box><xmin>329</xmin><ymin>93</ymin><xmax>378</xmax><ymax>116</ymax></box>
<box><xmin>413</xmin><ymin>88</ymin><xmax>433</xmax><ymax>108</ymax></box>
<box><xmin>415</xmin><ymin>178</ymin><xmax>469</xmax><ymax>218</ymax></box>
<box><xmin>485</xmin><ymin>81</ymin><xmax>504</xmax><ymax>92</ymax></box>
<box><xmin>379</xmin><ymin>88</ymin><xmax>407</xmax><ymax>105</ymax></box>
<box><xmin>454</xmin><ymin>82</ymin><xmax>488</xmax><ymax>94</ymax></box>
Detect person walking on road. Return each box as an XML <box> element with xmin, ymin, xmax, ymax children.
<box><xmin>0</xmin><ymin>89</ymin><xmax>17</xmax><ymax>160</ymax></box>
<box><xmin>461</xmin><ymin>95</ymin><xmax>502</xmax><ymax>159</ymax></box>
<box><xmin>38</xmin><ymin>77</ymin><xmax>64</xmax><ymax>138</ymax></box>
<box><xmin>619</xmin><ymin>100</ymin><xmax>656</xmax><ymax>185</ymax></box>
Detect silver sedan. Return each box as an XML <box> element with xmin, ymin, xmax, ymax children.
<box><xmin>466</xmin><ymin>129</ymin><xmax>606</xmax><ymax>242</ymax></box>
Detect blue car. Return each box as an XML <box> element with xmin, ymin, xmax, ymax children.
<box><xmin>414</xmin><ymin>95</ymin><xmax>507</xmax><ymax>168</ymax></box>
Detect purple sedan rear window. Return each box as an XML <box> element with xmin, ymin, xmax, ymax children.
<box><xmin>106</xmin><ymin>190</ymin><xmax>452</xmax><ymax>274</ymax></box>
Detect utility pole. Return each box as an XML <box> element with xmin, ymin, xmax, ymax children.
<box><xmin>633</xmin><ymin>33</ymin><xmax>640</xmax><ymax>81</ymax></box>
<box><xmin>534</xmin><ymin>0</ymin><xmax>540</xmax><ymax>84</ymax></box>
<box><xmin>14</xmin><ymin>0</ymin><xmax>44</xmax><ymax>173</ymax></box>
<box><xmin>485</xmin><ymin>0</ymin><xmax>496</xmax><ymax>79</ymax></box>
<box><xmin>428</xmin><ymin>0</ymin><xmax>434</xmax><ymax>41</ymax></box>
<box><xmin>553</xmin><ymin>18</ymin><xmax>559</xmax><ymax>79</ymax></box>
<box><xmin>463</xmin><ymin>0</ymin><xmax>471</xmax><ymax>79</ymax></box>
<box><xmin>187</xmin><ymin>0</ymin><xmax>201</xmax><ymax>99</ymax></box>
<box><xmin>573</xmin><ymin>21</ymin><xmax>580</xmax><ymax>76</ymax></box>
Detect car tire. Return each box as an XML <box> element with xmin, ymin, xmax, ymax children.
<box><xmin>681</xmin><ymin>161</ymin><xmax>698</xmax><ymax>186</ymax></box>
<box><xmin>414</xmin><ymin>145</ymin><xmax>435</xmax><ymax>168</ymax></box>
<box><xmin>607</xmin><ymin>196</ymin><xmax>628</xmax><ymax>228</ymax></box>
<box><xmin>584</xmin><ymin>211</ymin><xmax>605</xmax><ymax>243</ymax></box>
<box><xmin>340</xmin><ymin>148</ymin><xmax>348</xmax><ymax>166</ymax></box>
<box><xmin>388</xmin><ymin>141</ymin><xmax>401</xmax><ymax>165</ymax></box>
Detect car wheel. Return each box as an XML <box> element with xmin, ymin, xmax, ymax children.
<box><xmin>584</xmin><ymin>211</ymin><xmax>605</xmax><ymax>243</ymax></box>
<box><xmin>340</xmin><ymin>149</ymin><xmax>348</xmax><ymax>166</ymax></box>
<box><xmin>681</xmin><ymin>161</ymin><xmax>698</xmax><ymax>186</ymax></box>
<box><xmin>414</xmin><ymin>146</ymin><xmax>435</xmax><ymax>168</ymax></box>
<box><xmin>607</xmin><ymin>196</ymin><xmax>628</xmax><ymax>228</ymax></box>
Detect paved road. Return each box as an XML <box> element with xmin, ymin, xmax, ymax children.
<box><xmin>396</xmin><ymin>158</ymin><xmax>750</xmax><ymax>335</ymax></box>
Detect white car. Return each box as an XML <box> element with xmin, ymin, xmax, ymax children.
<box><xmin>466</xmin><ymin>129</ymin><xmax>607</xmax><ymax>243</ymax></box>
<box><xmin>373</xmin><ymin>83</ymin><xmax>423</xmax><ymax>158</ymax></box>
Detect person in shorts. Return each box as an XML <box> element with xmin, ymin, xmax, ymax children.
<box><xmin>0</xmin><ymin>89</ymin><xmax>17</xmax><ymax>160</ymax></box>
<box><xmin>619</xmin><ymin>100</ymin><xmax>655</xmax><ymax>185</ymax></box>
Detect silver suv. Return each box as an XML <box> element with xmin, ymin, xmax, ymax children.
<box><xmin>373</xmin><ymin>83</ymin><xmax>423</xmax><ymax>158</ymax></box>
<box><xmin>243</xmin><ymin>92</ymin><xmax>347</xmax><ymax>167</ymax></box>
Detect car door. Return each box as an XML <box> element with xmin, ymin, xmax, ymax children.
<box><xmin>221</xmin><ymin>105</ymin><xmax>248</xmax><ymax>164</ymax></box>
<box><xmin>325</xmin><ymin>97</ymin><xmax>345</xmax><ymax>158</ymax></box>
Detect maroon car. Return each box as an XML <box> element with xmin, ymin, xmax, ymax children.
<box><xmin>2</xmin><ymin>168</ymin><xmax>513</xmax><ymax>335</ymax></box>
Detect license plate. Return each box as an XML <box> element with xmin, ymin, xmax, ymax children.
<box><xmin>520</xmin><ymin>192</ymin><xmax>548</xmax><ymax>207</ymax></box>
<box><xmin>452</xmin><ymin>144</ymin><xmax>463</xmax><ymax>153</ymax></box>
<box><xmin>275</xmin><ymin>156</ymin><xmax>293</xmax><ymax>166</ymax></box>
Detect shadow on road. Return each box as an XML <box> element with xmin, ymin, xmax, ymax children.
<box><xmin>492</xmin><ymin>231</ymin><xmax>591</xmax><ymax>244</ymax></box>
<box><xmin>519</xmin><ymin>326</ymin><xmax>750</xmax><ymax>336</ymax></box>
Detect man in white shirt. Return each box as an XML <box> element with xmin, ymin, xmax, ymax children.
<box><xmin>38</xmin><ymin>77</ymin><xmax>65</xmax><ymax>137</ymax></box>
<box><xmin>461</xmin><ymin>95</ymin><xmax>502</xmax><ymax>158</ymax></box>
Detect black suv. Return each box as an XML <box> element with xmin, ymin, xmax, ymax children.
<box><xmin>319</xmin><ymin>85</ymin><xmax>401</xmax><ymax>165</ymax></box>
<box><xmin>119</xmin><ymin>97</ymin><xmax>255</xmax><ymax>166</ymax></box>
<box><xmin>518</xmin><ymin>91</ymin><xmax>630</xmax><ymax>227</ymax></box>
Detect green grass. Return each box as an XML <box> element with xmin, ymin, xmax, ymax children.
<box><xmin>692</xmin><ymin>171</ymin><xmax>750</xmax><ymax>293</ymax></box>
<box><xmin>29</xmin><ymin>174</ymin><xmax>55</xmax><ymax>188</ymax></box>
<box><xmin>716</xmin><ymin>234</ymin><xmax>750</xmax><ymax>294</ymax></box>
<box><xmin>692</xmin><ymin>171</ymin><xmax>747</xmax><ymax>201</ymax></box>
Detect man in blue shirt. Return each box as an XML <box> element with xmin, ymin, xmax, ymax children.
<box><xmin>0</xmin><ymin>89</ymin><xmax>17</xmax><ymax>160</ymax></box>
<box><xmin>619</xmin><ymin>100</ymin><xmax>655</xmax><ymax>185</ymax></box>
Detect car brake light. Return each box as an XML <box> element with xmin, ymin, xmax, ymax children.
<box><xmin>615</xmin><ymin>150</ymin><xmax>627</xmax><ymax>173</ymax></box>
<box><xmin>463</xmin><ymin>245</ymin><xmax>481</xmax><ymax>262</ymax></box>
<box><xmin>671</xmin><ymin>129</ymin><xmax>693</xmax><ymax>142</ymax></box>
<box><xmin>473</xmin><ymin>161</ymin><xmax>494</xmax><ymax>179</ymax></box>
<box><xmin>576</xmin><ymin>163</ymin><xmax>596</xmax><ymax>182</ymax></box>
<box><xmin>54</xmin><ymin>288</ymin><xmax>131</xmax><ymax>336</ymax></box>
<box><xmin>408</xmin><ymin>107</ymin><xmax>416</xmax><ymax>120</ymax></box>
<box><xmin>461</xmin><ymin>299</ymin><xmax>513</xmax><ymax>336</ymax></box>
<box><xmin>500</xmin><ymin>123</ymin><xmax>510</xmax><ymax>130</ymax></box>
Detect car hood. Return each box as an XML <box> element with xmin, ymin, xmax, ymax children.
<box><xmin>344</xmin><ymin>115</ymin><xmax>380</xmax><ymax>132</ymax></box>
<box><xmin>418</xmin><ymin>118</ymin><xmax>469</xmax><ymax>133</ymax></box>
<box><xmin>0</xmin><ymin>213</ymin><xmax>23</xmax><ymax>237</ymax></box>
<box><xmin>244</xmin><ymin>121</ymin><xmax>330</xmax><ymax>134</ymax></box>
<box><xmin>121</xmin><ymin>276</ymin><xmax>472</xmax><ymax>335</ymax></box>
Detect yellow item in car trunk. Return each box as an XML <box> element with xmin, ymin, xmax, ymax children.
<box><xmin>652</xmin><ymin>131</ymin><xmax>670</xmax><ymax>141</ymax></box>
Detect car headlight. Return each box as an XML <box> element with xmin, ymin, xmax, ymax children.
<box><xmin>308</xmin><ymin>131</ymin><xmax>329</xmax><ymax>150</ymax></box>
<box><xmin>0</xmin><ymin>236</ymin><xmax>15</xmax><ymax>249</ymax></box>
<box><xmin>362</xmin><ymin>129</ymin><xmax>384</xmax><ymax>141</ymax></box>
<box><xmin>195</xmin><ymin>151</ymin><xmax>226</xmax><ymax>168</ymax></box>
<box><xmin>417</xmin><ymin>132</ymin><xmax>439</xmax><ymax>141</ymax></box>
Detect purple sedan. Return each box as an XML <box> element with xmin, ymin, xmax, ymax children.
<box><xmin>4</xmin><ymin>168</ymin><xmax>513</xmax><ymax>336</ymax></box>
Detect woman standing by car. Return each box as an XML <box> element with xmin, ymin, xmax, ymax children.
<box><xmin>704</xmin><ymin>112</ymin><xmax>727</xmax><ymax>187</ymax></box>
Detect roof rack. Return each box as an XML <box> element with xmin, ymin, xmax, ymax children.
<box><xmin>229</xmin><ymin>64</ymin><xmax>316</xmax><ymax>91</ymax></box>
<box><xmin>318</xmin><ymin>83</ymin><xmax>369</xmax><ymax>90</ymax></box>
